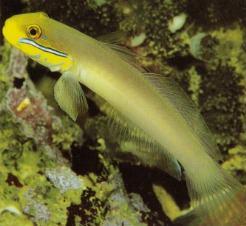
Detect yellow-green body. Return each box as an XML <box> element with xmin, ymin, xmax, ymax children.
<box><xmin>80</xmin><ymin>44</ymin><xmax>206</xmax><ymax>169</ymax></box>
<box><xmin>3</xmin><ymin>12</ymin><xmax>246</xmax><ymax>226</ymax></box>
<box><xmin>3</xmin><ymin>13</ymin><xmax>204</xmax><ymax>168</ymax></box>
<box><xmin>39</xmin><ymin>17</ymin><xmax>207</xmax><ymax>169</ymax></box>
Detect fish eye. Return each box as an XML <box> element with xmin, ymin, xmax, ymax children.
<box><xmin>26</xmin><ymin>25</ymin><xmax>42</xmax><ymax>39</ymax></box>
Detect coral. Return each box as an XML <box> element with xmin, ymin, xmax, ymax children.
<box><xmin>101</xmin><ymin>171</ymin><xmax>146</xmax><ymax>226</ymax></box>
<box><xmin>45</xmin><ymin>166</ymin><xmax>84</xmax><ymax>193</ymax></box>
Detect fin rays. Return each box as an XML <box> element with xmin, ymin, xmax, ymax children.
<box><xmin>100</xmin><ymin>101</ymin><xmax>182</xmax><ymax>180</ymax></box>
<box><xmin>54</xmin><ymin>72</ymin><xmax>88</xmax><ymax>121</ymax></box>
<box><xmin>143</xmin><ymin>73</ymin><xmax>222</xmax><ymax>161</ymax></box>
<box><xmin>99</xmin><ymin>34</ymin><xmax>221</xmax><ymax>161</ymax></box>
<box><xmin>183</xmin><ymin>166</ymin><xmax>246</xmax><ymax>226</ymax></box>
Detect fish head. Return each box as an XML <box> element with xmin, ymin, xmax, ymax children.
<box><xmin>3</xmin><ymin>12</ymin><xmax>73</xmax><ymax>72</ymax></box>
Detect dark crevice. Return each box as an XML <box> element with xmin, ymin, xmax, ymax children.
<box><xmin>120</xmin><ymin>163</ymin><xmax>189</xmax><ymax>225</ymax></box>
<box><xmin>13</xmin><ymin>77</ymin><xmax>25</xmax><ymax>89</ymax></box>
<box><xmin>167</xmin><ymin>55</ymin><xmax>202</xmax><ymax>71</ymax></box>
<box><xmin>26</xmin><ymin>63</ymin><xmax>60</xmax><ymax>83</ymax></box>
<box><xmin>71</xmin><ymin>139</ymin><xmax>104</xmax><ymax>176</ymax></box>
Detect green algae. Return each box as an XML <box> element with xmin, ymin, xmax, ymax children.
<box><xmin>0</xmin><ymin>44</ymin><xmax>11</xmax><ymax>102</ymax></box>
<box><xmin>187</xmin><ymin>67</ymin><xmax>201</xmax><ymax>105</ymax></box>
<box><xmin>222</xmin><ymin>145</ymin><xmax>246</xmax><ymax>183</ymax></box>
<box><xmin>0</xmin><ymin>44</ymin><xmax>85</xmax><ymax>226</ymax></box>
<box><xmin>0</xmin><ymin>115</ymin><xmax>85</xmax><ymax>226</ymax></box>
<box><xmin>52</xmin><ymin>116</ymin><xmax>83</xmax><ymax>151</ymax></box>
<box><xmin>0</xmin><ymin>212</ymin><xmax>33</xmax><ymax>226</ymax></box>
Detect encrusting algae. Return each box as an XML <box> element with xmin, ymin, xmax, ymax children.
<box><xmin>0</xmin><ymin>45</ymin><xmax>85</xmax><ymax>226</ymax></box>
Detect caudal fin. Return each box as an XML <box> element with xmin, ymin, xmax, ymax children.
<box><xmin>181</xmin><ymin>164</ymin><xmax>246</xmax><ymax>226</ymax></box>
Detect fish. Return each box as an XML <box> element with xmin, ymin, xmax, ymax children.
<box><xmin>2</xmin><ymin>12</ymin><xmax>246</xmax><ymax>226</ymax></box>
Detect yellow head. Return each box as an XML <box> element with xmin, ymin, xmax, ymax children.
<box><xmin>2</xmin><ymin>12</ymin><xmax>73</xmax><ymax>72</ymax></box>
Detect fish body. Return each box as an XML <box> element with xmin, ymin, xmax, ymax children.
<box><xmin>3</xmin><ymin>12</ymin><xmax>246</xmax><ymax>226</ymax></box>
<box><xmin>81</xmin><ymin>50</ymin><xmax>206</xmax><ymax>169</ymax></box>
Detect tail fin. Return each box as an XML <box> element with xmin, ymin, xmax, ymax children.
<box><xmin>182</xmin><ymin>162</ymin><xmax>246</xmax><ymax>226</ymax></box>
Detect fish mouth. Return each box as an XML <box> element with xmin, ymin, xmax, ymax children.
<box><xmin>2</xmin><ymin>18</ymin><xmax>19</xmax><ymax>46</ymax></box>
<box><xmin>2</xmin><ymin>20</ymin><xmax>9</xmax><ymax>40</ymax></box>
<box><xmin>2</xmin><ymin>18</ymin><xmax>12</xmax><ymax>35</ymax></box>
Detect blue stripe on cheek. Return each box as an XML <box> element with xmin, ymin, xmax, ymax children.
<box><xmin>19</xmin><ymin>38</ymin><xmax>68</xmax><ymax>58</ymax></box>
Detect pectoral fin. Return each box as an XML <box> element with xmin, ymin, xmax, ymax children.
<box><xmin>54</xmin><ymin>72</ymin><xmax>88</xmax><ymax>121</ymax></box>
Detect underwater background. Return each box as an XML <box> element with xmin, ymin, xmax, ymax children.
<box><xmin>0</xmin><ymin>0</ymin><xmax>246</xmax><ymax>225</ymax></box>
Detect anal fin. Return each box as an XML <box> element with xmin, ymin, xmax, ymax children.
<box><xmin>99</xmin><ymin>100</ymin><xmax>182</xmax><ymax>180</ymax></box>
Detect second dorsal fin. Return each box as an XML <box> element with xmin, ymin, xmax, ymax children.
<box><xmin>143</xmin><ymin>73</ymin><xmax>222</xmax><ymax>161</ymax></box>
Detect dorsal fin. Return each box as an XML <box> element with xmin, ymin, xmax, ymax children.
<box><xmin>98</xmin><ymin>34</ymin><xmax>221</xmax><ymax>161</ymax></box>
<box><xmin>98</xmin><ymin>32</ymin><xmax>146</xmax><ymax>72</ymax></box>
<box><xmin>97</xmin><ymin>31</ymin><xmax>126</xmax><ymax>44</ymax></box>
<box><xmin>99</xmin><ymin>100</ymin><xmax>182</xmax><ymax>180</ymax></box>
<box><xmin>143</xmin><ymin>73</ymin><xmax>222</xmax><ymax>161</ymax></box>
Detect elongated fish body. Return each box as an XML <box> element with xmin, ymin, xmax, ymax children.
<box><xmin>47</xmin><ymin>21</ymin><xmax>206</xmax><ymax>166</ymax></box>
<box><xmin>78</xmin><ymin>41</ymin><xmax>207</xmax><ymax>168</ymax></box>
<box><xmin>3</xmin><ymin>12</ymin><xmax>246</xmax><ymax>226</ymax></box>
